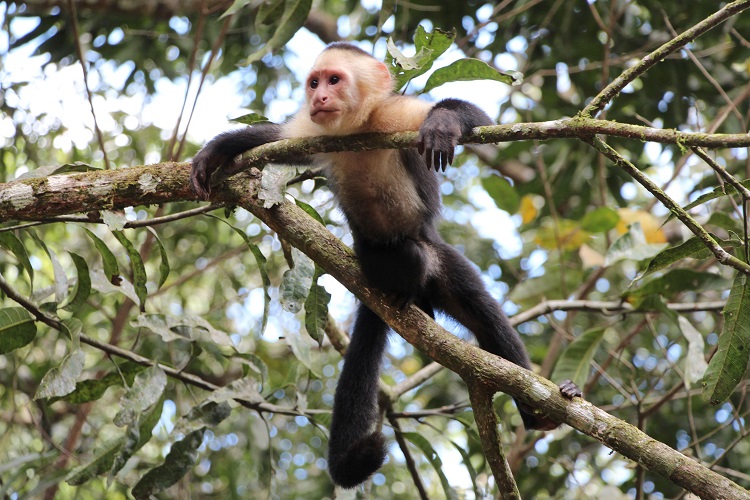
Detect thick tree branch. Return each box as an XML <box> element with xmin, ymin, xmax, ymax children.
<box><xmin>3</xmin><ymin>118</ymin><xmax>750</xmax><ymax>220</ymax></box>
<box><xmin>216</xmin><ymin>172</ymin><xmax>747</xmax><ymax>500</ymax></box>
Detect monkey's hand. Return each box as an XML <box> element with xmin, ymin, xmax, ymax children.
<box><xmin>190</xmin><ymin>145</ymin><xmax>230</xmax><ymax>200</ymax></box>
<box><xmin>417</xmin><ymin>108</ymin><xmax>462</xmax><ymax>172</ymax></box>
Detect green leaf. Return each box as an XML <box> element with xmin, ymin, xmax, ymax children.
<box><xmin>146</xmin><ymin>227</ymin><xmax>170</xmax><ymax>290</ymax></box>
<box><xmin>0</xmin><ymin>307</ymin><xmax>37</xmax><ymax>354</ymax></box>
<box><xmin>58</xmin><ymin>362</ymin><xmax>147</xmax><ymax>404</ymax></box>
<box><xmin>113</xmin><ymin>230</ymin><xmax>148</xmax><ymax>311</ymax></box>
<box><xmin>280</xmin><ymin>248</ymin><xmax>314</xmax><ymax>314</ymax></box>
<box><xmin>14</xmin><ymin>161</ymin><xmax>98</xmax><ymax>180</ymax></box>
<box><xmin>174</xmin><ymin>401</ymin><xmax>233</xmax><ymax>436</ymax></box>
<box><xmin>0</xmin><ymin>231</ymin><xmax>34</xmax><ymax>287</ymax></box>
<box><xmin>285</xmin><ymin>330</ymin><xmax>320</xmax><ymax>377</ymax></box>
<box><xmin>402</xmin><ymin>432</ymin><xmax>458</xmax><ymax>500</ymax></box>
<box><xmin>387</xmin><ymin>26</ymin><xmax>455</xmax><ymax>91</ymax></box>
<box><xmin>206</xmin><ymin>377</ymin><xmax>264</xmax><ymax>407</ymax></box>
<box><xmin>135</xmin><ymin>312</ymin><xmax>233</xmax><ymax>347</ymax></box>
<box><xmin>629</xmin><ymin>269</ymin><xmax>731</xmax><ymax>300</ymax></box>
<box><xmin>423</xmin><ymin>58</ymin><xmax>518</xmax><ymax>93</ymax></box>
<box><xmin>447</xmin><ymin>438</ymin><xmax>480</xmax><ymax>498</ymax></box>
<box><xmin>703</xmin><ymin>273</ymin><xmax>750</xmax><ymax>404</ymax></box>
<box><xmin>605</xmin><ymin>222</ymin><xmax>668</xmax><ymax>265</ymax></box>
<box><xmin>131</xmin><ymin>428</ymin><xmax>205</xmax><ymax>499</ymax></box>
<box><xmin>67</xmin><ymin>397</ymin><xmax>164</xmax><ymax>486</ymax></box>
<box><xmin>35</xmin><ymin>349</ymin><xmax>86</xmax><ymax>399</ymax></box>
<box><xmin>240</xmin><ymin>0</ymin><xmax>312</xmax><ymax>66</ymax></box>
<box><xmin>231</xmin><ymin>112</ymin><xmax>270</xmax><ymax>124</ymax></box>
<box><xmin>29</xmin><ymin>230</ymin><xmax>67</xmax><ymax>305</ymax></box>
<box><xmin>231</xmin><ymin>352</ymin><xmax>269</xmax><ymax>385</ymax></box>
<box><xmin>581</xmin><ymin>207</ymin><xmax>620</xmax><ymax>233</ymax></box>
<box><xmin>247</xmin><ymin>244</ymin><xmax>271</xmax><ymax>336</ymax></box>
<box><xmin>84</xmin><ymin>228</ymin><xmax>120</xmax><ymax>284</ymax></box>
<box><xmin>482</xmin><ymin>174</ymin><xmax>519</xmax><ymax>214</ymax></box>
<box><xmin>670</xmin><ymin>179</ymin><xmax>750</xmax><ymax>222</ymax></box>
<box><xmin>551</xmin><ymin>328</ymin><xmax>606</xmax><ymax>390</ymax></box>
<box><xmin>205</xmin><ymin>214</ymin><xmax>270</xmax><ymax>336</ymax></box>
<box><xmin>114</xmin><ymin>366</ymin><xmax>167</xmax><ymax>427</ymax></box>
<box><xmin>61</xmin><ymin>253</ymin><xmax>91</xmax><ymax>313</ymax></box>
<box><xmin>220</xmin><ymin>0</ymin><xmax>264</xmax><ymax>19</ymax></box>
<box><xmin>255</xmin><ymin>0</ymin><xmax>284</xmax><ymax>27</ymax></box>
<box><xmin>295</xmin><ymin>198</ymin><xmax>325</xmax><ymax>225</ymax></box>
<box><xmin>304</xmin><ymin>267</ymin><xmax>330</xmax><ymax>344</ymax></box>
<box><xmin>644</xmin><ymin>236</ymin><xmax>721</xmax><ymax>276</ymax></box>
<box><xmin>706</xmin><ymin>211</ymin><xmax>742</xmax><ymax>233</ymax></box>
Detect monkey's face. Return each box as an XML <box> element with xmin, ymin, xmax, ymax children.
<box><xmin>306</xmin><ymin>52</ymin><xmax>360</xmax><ymax>131</ymax></box>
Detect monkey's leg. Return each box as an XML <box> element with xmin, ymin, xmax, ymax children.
<box><xmin>427</xmin><ymin>242</ymin><xmax>570</xmax><ymax>430</ymax></box>
<box><xmin>328</xmin><ymin>304</ymin><xmax>390</xmax><ymax>488</ymax></box>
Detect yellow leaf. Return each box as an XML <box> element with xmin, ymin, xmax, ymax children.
<box><xmin>579</xmin><ymin>244</ymin><xmax>605</xmax><ymax>268</ymax></box>
<box><xmin>534</xmin><ymin>219</ymin><xmax>590</xmax><ymax>251</ymax></box>
<box><xmin>520</xmin><ymin>194</ymin><xmax>539</xmax><ymax>224</ymax></box>
<box><xmin>615</xmin><ymin>208</ymin><xmax>666</xmax><ymax>243</ymax></box>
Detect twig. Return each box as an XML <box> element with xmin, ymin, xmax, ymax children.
<box><xmin>66</xmin><ymin>0</ymin><xmax>111</xmax><ymax>169</ymax></box>
<box><xmin>387</xmin><ymin>415</ymin><xmax>429</xmax><ymax>500</ymax></box>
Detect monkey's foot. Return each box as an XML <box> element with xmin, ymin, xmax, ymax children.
<box><xmin>518</xmin><ymin>380</ymin><xmax>582</xmax><ymax>431</ymax></box>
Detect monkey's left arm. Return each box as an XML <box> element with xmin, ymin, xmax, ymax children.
<box><xmin>417</xmin><ymin>99</ymin><xmax>494</xmax><ymax>171</ymax></box>
<box><xmin>191</xmin><ymin>123</ymin><xmax>284</xmax><ymax>199</ymax></box>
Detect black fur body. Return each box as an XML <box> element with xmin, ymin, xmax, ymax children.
<box><xmin>190</xmin><ymin>43</ymin><xmax>580</xmax><ymax>490</ymax></box>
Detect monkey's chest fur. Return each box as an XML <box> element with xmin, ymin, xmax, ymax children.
<box><xmin>324</xmin><ymin>150</ymin><xmax>430</xmax><ymax>241</ymax></box>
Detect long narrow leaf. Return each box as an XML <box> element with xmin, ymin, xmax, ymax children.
<box><xmin>402</xmin><ymin>432</ymin><xmax>458</xmax><ymax>500</ymax></box>
<box><xmin>702</xmin><ymin>273</ymin><xmax>750</xmax><ymax>404</ymax></box>
<box><xmin>113</xmin><ymin>230</ymin><xmax>148</xmax><ymax>311</ymax></box>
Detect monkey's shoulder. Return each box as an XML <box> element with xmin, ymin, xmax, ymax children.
<box><xmin>367</xmin><ymin>95</ymin><xmax>434</xmax><ymax>133</ymax></box>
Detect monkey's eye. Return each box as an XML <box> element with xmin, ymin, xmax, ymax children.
<box><xmin>310</xmin><ymin>79</ymin><xmax>319</xmax><ymax>89</ymax></box>
<box><xmin>329</xmin><ymin>75</ymin><xmax>340</xmax><ymax>85</ymax></box>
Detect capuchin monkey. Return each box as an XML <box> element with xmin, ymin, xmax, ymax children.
<box><xmin>191</xmin><ymin>42</ymin><xmax>581</xmax><ymax>489</ymax></box>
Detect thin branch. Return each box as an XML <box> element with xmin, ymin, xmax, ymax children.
<box><xmin>387</xmin><ymin>415</ymin><xmax>429</xmax><ymax>500</ymax></box>
<box><xmin>582</xmin><ymin>0</ymin><xmax>750</xmax><ymax>117</ymax></box>
<box><xmin>391</xmin><ymin>362</ymin><xmax>443</xmax><ymax>398</ymax></box>
<box><xmin>66</xmin><ymin>0</ymin><xmax>111</xmax><ymax>169</ymax></box>
<box><xmin>0</xmin><ymin>203</ymin><xmax>225</xmax><ymax>233</ymax></box>
<box><xmin>584</xmin><ymin>136</ymin><xmax>750</xmax><ymax>276</ymax></box>
<box><xmin>510</xmin><ymin>299</ymin><xmax>725</xmax><ymax>326</ymax></box>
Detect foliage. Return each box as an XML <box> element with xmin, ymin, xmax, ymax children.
<box><xmin>1</xmin><ymin>0</ymin><xmax>750</xmax><ymax>498</ymax></box>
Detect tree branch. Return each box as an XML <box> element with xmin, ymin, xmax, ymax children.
<box><xmin>582</xmin><ymin>0</ymin><xmax>750</xmax><ymax>117</ymax></box>
<box><xmin>1</xmin><ymin>128</ymin><xmax>748</xmax><ymax>498</ymax></box>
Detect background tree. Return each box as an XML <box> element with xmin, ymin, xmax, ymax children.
<box><xmin>1</xmin><ymin>0</ymin><xmax>750</xmax><ymax>498</ymax></box>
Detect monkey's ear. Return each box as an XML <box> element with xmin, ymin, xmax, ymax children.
<box><xmin>375</xmin><ymin>61</ymin><xmax>394</xmax><ymax>89</ymax></box>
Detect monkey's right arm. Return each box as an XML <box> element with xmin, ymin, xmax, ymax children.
<box><xmin>191</xmin><ymin>124</ymin><xmax>284</xmax><ymax>199</ymax></box>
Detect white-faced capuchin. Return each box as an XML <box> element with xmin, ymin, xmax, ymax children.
<box><xmin>191</xmin><ymin>42</ymin><xmax>581</xmax><ymax>489</ymax></box>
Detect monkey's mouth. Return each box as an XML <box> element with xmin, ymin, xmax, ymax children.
<box><xmin>311</xmin><ymin>109</ymin><xmax>340</xmax><ymax>117</ymax></box>
<box><xmin>310</xmin><ymin>109</ymin><xmax>340</xmax><ymax>124</ymax></box>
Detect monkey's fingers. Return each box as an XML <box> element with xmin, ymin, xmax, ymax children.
<box><xmin>559</xmin><ymin>379</ymin><xmax>582</xmax><ymax>399</ymax></box>
<box><xmin>190</xmin><ymin>165</ymin><xmax>214</xmax><ymax>200</ymax></box>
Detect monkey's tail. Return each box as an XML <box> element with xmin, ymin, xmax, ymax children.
<box><xmin>328</xmin><ymin>304</ymin><xmax>389</xmax><ymax>489</ymax></box>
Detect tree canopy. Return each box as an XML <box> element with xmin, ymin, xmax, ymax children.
<box><xmin>2</xmin><ymin>0</ymin><xmax>750</xmax><ymax>498</ymax></box>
